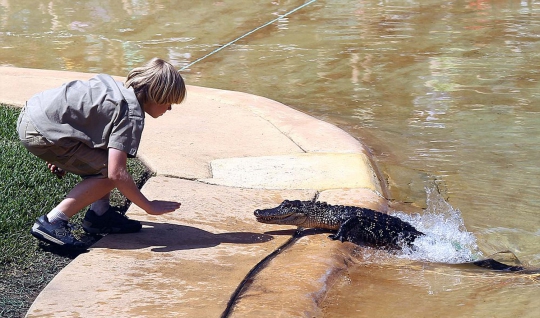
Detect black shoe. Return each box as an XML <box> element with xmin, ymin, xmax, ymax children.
<box><xmin>31</xmin><ymin>215</ymin><xmax>87</xmax><ymax>249</ymax></box>
<box><xmin>82</xmin><ymin>208</ymin><xmax>142</xmax><ymax>234</ymax></box>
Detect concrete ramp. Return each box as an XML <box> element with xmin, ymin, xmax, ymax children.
<box><xmin>0</xmin><ymin>67</ymin><xmax>387</xmax><ymax>317</ymax></box>
<box><xmin>27</xmin><ymin>177</ymin><xmax>315</xmax><ymax>317</ymax></box>
<box><xmin>202</xmin><ymin>153</ymin><xmax>381</xmax><ymax>191</ymax></box>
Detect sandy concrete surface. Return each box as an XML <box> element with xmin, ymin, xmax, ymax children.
<box><xmin>0</xmin><ymin>67</ymin><xmax>387</xmax><ymax>317</ymax></box>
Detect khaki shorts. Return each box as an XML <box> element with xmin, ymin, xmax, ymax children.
<box><xmin>17</xmin><ymin>107</ymin><xmax>108</xmax><ymax>179</ymax></box>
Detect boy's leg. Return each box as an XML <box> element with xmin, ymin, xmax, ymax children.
<box><xmin>89</xmin><ymin>193</ymin><xmax>111</xmax><ymax>216</ymax></box>
<box><xmin>82</xmin><ymin>192</ymin><xmax>142</xmax><ymax>234</ymax></box>
<box><xmin>31</xmin><ymin>174</ymin><xmax>141</xmax><ymax>248</ymax></box>
<box><xmin>56</xmin><ymin>178</ymin><xmax>116</xmax><ymax>218</ymax></box>
<box><xmin>18</xmin><ymin>111</ymin><xmax>88</xmax><ymax>248</ymax></box>
<box><xmin>56</xmin><ymin>177</ymin><xmax>142</xmax><ymax>233</ymax></box>
<box><xmin>30</xmin><ymin>178</ymin><xmax>115</xmax><ymax>249</ymax></box>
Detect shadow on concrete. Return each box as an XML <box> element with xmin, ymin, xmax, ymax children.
<box><xmin>38</xmin><ymin>242</ymin><xmax>91</xmax><ymax>257</ymax></box>
<box><xmin>92</xmin><ymin>221</ymin><xmax>275</xmax><ymax>252</ymax></box>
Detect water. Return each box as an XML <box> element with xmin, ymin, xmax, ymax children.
<box><xmin>2</xmin><ymin>0</ymin><xmax>540</xmax><ymax>316</ymax></box>
<box><xmin>394</xmin><ymin>185</ymin><xmax>482</xmax><ymax>264</ymax></box>
<box><xmin>322</xmin><ymin>188</ymin><xmax>540</xmax><ymax>318</ymax></box>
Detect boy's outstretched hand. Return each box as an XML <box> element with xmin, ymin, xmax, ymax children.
<box><xmin>146</xmin><ymin>200</ymin><xmax>181</xmax><ymax>215</ymax></box>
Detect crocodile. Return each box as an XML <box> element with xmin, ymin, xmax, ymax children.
<box><xmin>254</xmin><ymin>199</ymin><xmax>423</xmax><ymax>249</ymax></box>
<box><xmin>254</xmin><ymin>199</ymin><xmax>525</xmax><ymax>271</ymax></box>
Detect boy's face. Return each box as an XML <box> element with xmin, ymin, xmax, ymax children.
<box><xmin>144</xmin><ymin>101</ymin><xmax>172</xmax><ymax>118</ymax></box>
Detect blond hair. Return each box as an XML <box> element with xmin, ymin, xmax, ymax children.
<box><xmin>125</xmin><ymin>58</ymin><xmax>186</xmax><ymax>106</ymax></box>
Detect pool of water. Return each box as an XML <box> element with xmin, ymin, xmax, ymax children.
<box><xmin>2</xmin><ymin>0</ymin><xmax>540</xmax><ymax>316</ymax></box>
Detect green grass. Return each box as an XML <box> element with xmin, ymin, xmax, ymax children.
<box><xmin>0</xmin><ymin>104</ymin><xmax>152</xmax><ymax>317</ymax></box>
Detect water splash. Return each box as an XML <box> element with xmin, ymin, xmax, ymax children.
<box><xmin>392</xmin><ymin>186</ymin><xmax>483</xmax><ymax>264</ymax></box>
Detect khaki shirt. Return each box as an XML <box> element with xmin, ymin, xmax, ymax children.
<box><xmin>25</xmin><ymin>74</ymin><xmax>144</xmax><ymax>158</ymax></box>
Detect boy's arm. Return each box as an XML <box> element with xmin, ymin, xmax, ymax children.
<box><xmin>108</xmin><ymin>148</ymin><xmax>181</xmax><ymax>215</ymax></box>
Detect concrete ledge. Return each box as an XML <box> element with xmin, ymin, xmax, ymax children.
<box><xmin>26</xmin><ymin>177</ymin><xmax>317</xmax><ymax>317</ymax></box>
<box><xmin>137</xmin><ymin>85</ymin><xmax>372</xmax><ymax>181</ymax></box>
<box><xmin>137</xmin><ymin>87</ymin><xmax>305</xmax><ymax>179</ymax></box>
<box><xmin>230</xmin><ymin>188</ymin><xmax>387</xmax><ymax>317</ymax></box>
<box><xmin>0</xmin><ymin>67</ymin><xmax>389</xmax><ymax>317</ymax></box>
<box><xmin>231</xmin><ymin>234</ymin><xmax>357</xmax><ymax>317</ymax></box>
<box><xmin>187</xmin><ymin>86</ymin><xmax>368</xmax><ymax>154</ymax></box>
<box><xmin>220</xmin><ymin>187</ymin><xmax>387</xmax><ymax>317</ymax></box>
<box><xmin>201</xmin><ymin>153</ymin><xmax>383</xmax><ymax>192</ymax></box>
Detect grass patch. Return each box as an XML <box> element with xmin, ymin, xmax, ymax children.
<box><xmin>0</xmin><ymin>104</ymin><xmax>152</xmax><ymax>317</ymax></box>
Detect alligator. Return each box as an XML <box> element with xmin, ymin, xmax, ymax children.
<box><xmin>254</xmin><ymin>199</ymin><xmax>525</xmax><ymax>271</ymax></box>
<box><xmin>255</xmin><ymin>199</ymin><xmax>422</xmax><ymax>249</ymax></box>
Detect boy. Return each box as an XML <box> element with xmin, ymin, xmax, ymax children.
<box><xmin>17</xmin><ymin>58</ymin><xmax>185</xmax><ymax>249</ymax></box>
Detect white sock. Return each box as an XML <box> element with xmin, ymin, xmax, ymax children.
<box><xmin>46</xmin><ymin>208</ymin><xmax>69</xmax><ymax>223</ymax></box>
<box><xmin>90</xmin><ymin>198</ymin><xmax>110</xmax><ymax>216</ymax></box>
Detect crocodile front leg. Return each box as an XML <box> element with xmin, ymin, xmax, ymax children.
<box><xmin>328</xmin><ymin>216</ymin><xmax>359</xmax><ymax>243</ymax></box>
<box><xmin>329</xmin><ymin>214</ymin><xmax>423</xmax><ymax>249</ymax></box>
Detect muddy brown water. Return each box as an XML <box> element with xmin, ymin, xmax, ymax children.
<box><xmin>2</xmin><ymin>0</ymin><xmax>540</xmax><ymax>316</ymax></box>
